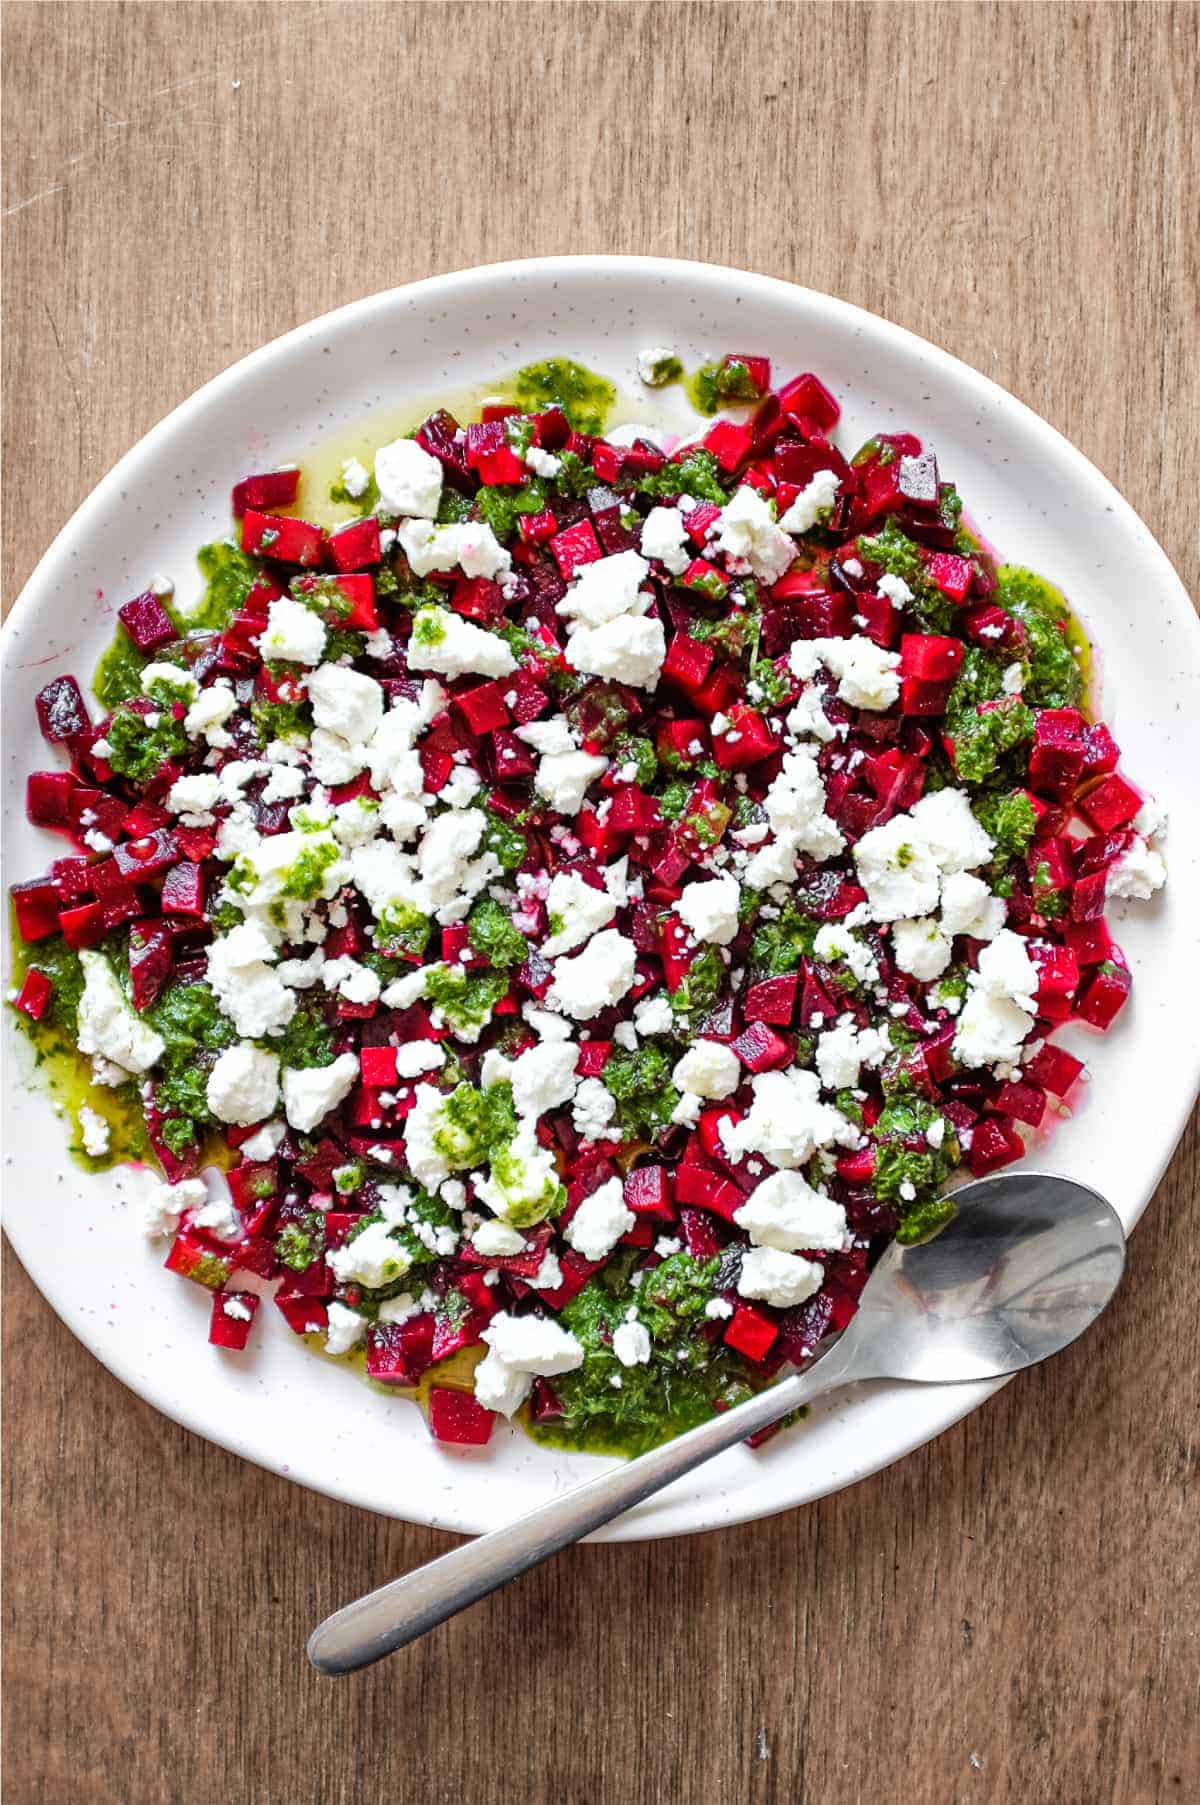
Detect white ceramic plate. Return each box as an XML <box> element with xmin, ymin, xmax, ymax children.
<box><xmin>4</xmin><ymin>257</ymin><xmax>1198</xmax><ymax>1540</ymax></box>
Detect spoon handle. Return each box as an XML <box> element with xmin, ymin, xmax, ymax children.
<box><xmin>308</xmin><ymin>1348</ymin><xmax>851</xmax><ymax>1675</ymax></box>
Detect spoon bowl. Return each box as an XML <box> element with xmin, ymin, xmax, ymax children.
<box><xmin>308</xmin><ymin>1172</ymin><xmax>1126</xmax><ymax>1675</ymax></box>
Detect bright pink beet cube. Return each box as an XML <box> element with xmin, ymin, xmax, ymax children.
<box><xmin>1075</xmin><ymin>959</ymin><xmax>1131</xmax><ymax>1029</ymax></box>
<box><xmin>118</xmin><ymin>591</ymin><xmax>176</xmax><ymax>652</ymax></box>
<box><xmin>1078</xmin><ymin>772</ymin><xmax>1143</xmax><ymax>832</ymax></box>
<box><xmin>35</xmin><ymin>675</ymin><xmax>90</xmax><ymax>745</ymax></box>
<box><xmin>550</xmin><ymin>519</ymin><xmax>602</xmax><ymax>579</ymax></box>
<box><xmin>241</xmin><ymin>509</ymin><xmax>324</xmax><ymax>567</ymax></box>
<box><xmin>209</xmin><ymin>1290</ymin><xmax>260</xmax><ymax>1350</ymax></box>
<box><xmin>428</xmin><ymin>1387</ymin><xmax>495</xmax><ymax>1447</ymax></box>
<box><xmin>724</xmin><ymin>1303</ymin><xmax>779</xmax><ymax>1363</ymax></box>
<box><xmin>965</xmin><ymin>1115</ymin><xmax>1025</xmax><ymax>1176</ymax></box>
<box><xmin>231</xmin><ymin>468</ymin><xmax>300</xmax><ymax>517</ymax></box>
<box><xmin>624</xmin><ymin>1164</ymin><xmax>675</xmax><ymax>1219</ymax></box>
<box><xmin>327</xmin><ymin>516</ymin><xmax>381</xmax><ymax>572</ymax></box>
<box><xmin>14</xmin><ymin>968</ymin><xmax>54</xmax><ymax>1020</ymax></box>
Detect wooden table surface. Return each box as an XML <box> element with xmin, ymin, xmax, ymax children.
<box><xmin>3</xmin><ymin>4</ymin><xmax>1197</xmax><ymax>1800</ymax></box>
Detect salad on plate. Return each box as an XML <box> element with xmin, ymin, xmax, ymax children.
<box><xmin>8</xmin><ymin>350</ymin><xmax>1166</xmax><ymax>1457</ymax></box>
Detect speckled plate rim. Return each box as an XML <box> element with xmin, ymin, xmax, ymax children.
<box><xmin>4</xmin><ymin>255</ymin><xmax>1199</xmax><ymax>1542</ymax></box>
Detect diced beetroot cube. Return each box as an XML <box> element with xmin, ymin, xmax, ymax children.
<box><xmin>59</xmin><ymin>900</ymin><xmax>106</xmax><ymax>949</ymax></box>
<box><xmin>14</xmin><ymin>967</ymin><xmax>54</xmax><ymax>1020</ymax></box>
<box><xmin>113</xmin><ymin>828</ymin><xmax>179</xmax><ymax>882</ymax></box>
<box><xmin>702</xmin><ymin>418</ymin><xmax>754</xmax><ymax>475</ymax></box>
<box><xmin>428</xmin><ymin>1387</ymin><xmax>495</xmax><ymax>1447</ymax></box>
<box><xmin>724</xmin><ymin>1302</ymin><xmax>778</xmax><ymax>1363</ymax></box>
<box><xmin>117</xmin><ymin>590</ymin><xmax>176</xmax><ymax>653</ymax></box>
<box><xmin>575</xmin><ymin>1039</ymin><xmax>612</xmax><ymax>1078</ymax></box>
<box><xmin>209</xmin><ymin>1290</ymin><xmax>260</xmax><ymax>1349</ymax></box>
<box><xmin>327</xmin><ymin>515</ymin><xmax>382</xmax><ymax>572</ymax></box>
<box><xmin>360</xmin><ymin>1045</ymin><xmax>398</xmax><ymax>1087</ymax></box>
<box><xmin>924</xmin><ymin>552</ymin><xmax>973</xmax><ymax>603</ymax></box>
<box><xmin>35</xmin><ymin>675</ymin><xmax>90</xmax><ymax>746</ymax></box>
<box><xmin>1023</xmin><ymin>1042</ymin><xmax>1085</xmax><ymax>1096</ymax></box>
<box><xmin>1069</xmin><ymin>868</ymin><xmax>1109</xmax><ymax>925</ymax></box>
<box><xmin>1062</xmin><ymin>915</ymin><xmax>1113</xmax><ymax>966</ymax></box>
<box><xmin>231</xmin><ymin>468</ymin><xmax>300</xmax><ymax>517</ymax></box>
<box><xmin>274</xmin><ymin>1294</ymin><xmax>328</xmax><ymax>1337</ymax></box>
<box><xmin>853</xmin><ymin>589</ymin><xmax>899</xmax><ymax>648</ymax></box>
<box><xmin>900</xmin><ymin>633</ymin><xmax>963</xmax><ymax>683</ymax></box>
<box><xmin>26</xmin><ymin>770</ymin><xmax>78</xmax><ymax>830</ymax></box>
<box><xmin>731</xmin><ymin>1022</ymin><xmax>793</xmax><ymax>1073</ymax></box>
<box><xmin>455</xmin><ymin>681</ymin><xmax>511</xmax><ymax>736</ymax></box>
<box><xmin>464</xmin><ymin>420</ymin><xmax>525</xmax><ymax>485</ymax></box>
<box><xmin>965</xmin><ymin>1115</ymin><xmax>1025</xmax><ymax>1177</ymax></box>
<box><xmin>1077</xmin><ymin>772</ymin><xmax>1143</xmax><ymax>832</ymax></box>
<box><xmin>550</xmin><ymin>518</ymin><xmax>602</xmax><ymax>579</ymax></box>
<box><xmin>165</xmin><ymin>1225</ymin><xmax>233</xmax><ymax>1290</ymax></box>
<box><xmin>681</xmin><ymin>557</ymin><xmax>729</xmax><ymax>602</ymax></box>
<box><xmin>678</xmin><ymin>1206</ymin><xmax>726</xmax><ymax>1259</ymax></box>
<box><xmin>160</xmin><ymin>861</ymin><xmax>206</xmax><ymax>917</ymax></box>
<box><xmin>1028</xmin><ymin>940</ymin><xmax>1080</xmax><ymax>1006</ymax></box>
<box><xmin>692</xmin><ymin>665</ymin><xmax>742</xmax><ymax>718</ymax></box>
<box><xmin>961</xmin><ymin>602</ymin><xmax>1026</xmax><ymax>653</ymax></box>
<box><xmin>994</xmin><ymin>1079</ymin><xmax>1046</xmax><ymax>1127</ymax></box>
<box><xmin>662</xmin><ymin>634</ymin><xmax>715</xmax><ymax>698</ymax></box>
<box><xmin>241</xmin><ymin>509</ymin><xmax>324</xmax><ymax>567</ymax></box>
<box><xmin>712</xmin><ymin>705</ymin><xmax>780</xmax><ymax>771</ymax></box>
<box><xmin>624</xmin><ymin>1164</ymin><xmax>675</xmax><ymax>1219</ymax></box>
<box><xmin>517</xmin><ymin>507</ymin><xmax>558</xmax><ymax>546</ymax></box>
<box><xmin>1075</xmin><ymin>958</ymin><xmax>1131</xmax><ymax>1029</ymax></box>
<box><xmin>743</xmin><ymin>973</ymin><xmax>799</xmax><ymax>1025</ymax></box>
<box><xmin>674</xmin><ymin>1159</ymin><xmax>745</xmax><ymax>1222</ymax></box>
<box><xmin>682</xmin><ymin>502</ymin><xmax>721</xmax><ymax>548</ymax></box>
<box><xmin>835</xmin><ymin>1146</ymin><xmax>877</xmax><ymax>1184</ymax></box>
<box><xmin>1081</xmin><ymin>722</ymin><xmax>1120</xmax><ymax>780</ymax></box>
<box><xmin>11</xmin><ymin>877</ymin><xmax>60</xmax><ymax>942</ymax></box>
<box><xmin>1027</xmin><ymin>709</ymin><xmax>1086</xmax><ymax>799</ymax></box>
<box><xmin>777</xmin><ymin>371</ymin><xmax>840</xmax><ymax>431</ymax></box>
<box><xmin>128</xmin><ymin>922</ymin><xmax>174</xmax><ymax>1011</ymax></box>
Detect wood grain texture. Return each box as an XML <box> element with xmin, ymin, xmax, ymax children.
<box><xmin>3</xmin><ymin>3</ymin><xmax>1198</xmax><ymax>1801</ymax></box>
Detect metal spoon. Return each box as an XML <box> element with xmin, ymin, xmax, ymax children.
<box><xmin>308</xmin><ymin>1171</ymin><xmax>1125</xmax><ymax>1675</ymax></box>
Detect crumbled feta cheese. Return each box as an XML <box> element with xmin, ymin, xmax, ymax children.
<box><xmin>143</xmin><ymin>1176</ymin><xmax>207</xmax><ymax>1237</ymax></box>
<box><xmin>572</xmin><ymin>1077</ymin><xmax>617</xmax><ymax>1143</ymax></box>
<box><xmin>193</xmin><ymin>1195</ymin><xmax>241</xmax><ymax>1241</ymax></box>
<box><xmin>557</xmin><ymin>550</ymin><xmax>650</xmax><ymax>629</ymax></box>
<box><xmin>788</xmin><ymin>635</ymin><xmax>901</xmax><ymax>711</ymax></box>
<box><xmin>815</xmin><ymin>1021</ymin><xmax>888</xmax><ymax>1090</ymax></box>
<box><xmin>891</xmin><ymin>916</ymin><xmax>953</xmax><ymax>982</ymax></box>
<box><xmin>952</xmin><ymin>928</ymin><xmax>1039</xmax><ymax>1068</ymax></box>
<box><xmin>207</xmin><ymin>922</ymin><xmax>297</xmax><ymax>1039</ymax></box>
<box><xmin>406</xmin><ymin>603</ymin><xmax>515</xmax><ymax>679</ymax></box>
<box><xmin>564</xmin><ymin>1176</ymin><xmax>635</xmax><ymax>1261</ymax></box>
<box><xmin>339</xmin><ymin>455</ymin><xmax>370</xmax><ymax>498</ymax></box>
<box><xmin>876</xmin><ymin>572</ymin><xmax>913</xmax><ymax>609</ymax></box>
<box><xmin>744</xmin><ymin>748</ymin><xmax>843</xmax><ymax>889</ymax></box>
<box><xmin>853</xmin><ymin>813</ymin><xmax>942</xmax><ymax>921</ymax></box>
<box><xmin>547</xmin><ymin>929</ymin><xmax>637</xmax><ymax>1020</ymax></box>
<box><xmin>328</xmin><ymin>1220</ymin><xmax>411</xmax><ymax>1288</ymax></box>
<box><xmin>374</xmin><ymin>436</ymin><xmax>443</xmax><ymax>518</ymax></box>
<box><xmin>517</xmin><ymin>719</ymin><xmax>608</xmax><ymax>816</ymax></box>
<box><xmin>525</xmin><ymin>445</ymin><xmax>561</xmax><ymax>479</ymax></box>
<box><xmin>75</xmin><ymin>951</ymin><xmax>165</xmax><ymax>1074</ymax></box>
<box><xmin>640</xmin><ymin>505</ymin><xmax>691</xmax><ymax>575</ymax></box>
<box><xmin>633</xmin><ymin>994</ymin><xmax>675</xmax><ymax>1037</ymax></box>
<box><xmin>398</xmin><ymin>520</ymin><xmax>512</xmax><ymax>583</ymax></box>
<box><xmin>636</xmin><ymin>345</ymin><xmax>678</xmax><ymax>385</ymax></box>
<box><xmin>471</xmin><ymin>1218</ymin><xmax>527</xmax><ymax>1258</ymax></box>
<box><xmin>222</xmin><ymin>1296</ymin><xmax>253</xmax><ymax>1322</ymax></box>
<box><xmin>474</xmin><ymin>1126</ymin><xmax>562</xmax><ymax>1225</ymax></box>
<box><xmin>704</xmin><ymin>1295</ymin><xmax>734</xmax><ymax>1321</ymax></box>
<box><xmin>472</xmin><ymin>1350</ymin><xmax>532</xmax><ymax>1417</ymax></box>
<box><xmin>733</xmin><ymin>1170</ymin><xmax>849</xmax><ymax>1253</ymax></box>
<box><xmin>240</xmin><ymin>1119</ymin><xmax>285</xmax><ymax>1161</ymax></box>
<box><xmin>1001</xmin><ymin>661</ymin><xmax>1024</xmax><ymax>695</ymax></box>
<box><xmin>166</xmin><ymin>772</ymin><xmax>221</xmax><ymax>825</ymax></box>
<box><xmin>613</xmin><ymin>1318</ymin><xmax>653</xmax><ymax>1366</ymax></box>
<box><xmin>778</xmin><ymin>468</ymin><xmax>841</xmax><ymax>534</ymax></box>
<box><xmin>737</xmin><ymin>1246</ymin><xmax>824</xmax><ymax>1309</ymax></box>
<box><xmin>392</xmin><ymin>1041</ymin><xmax>446</xmax><ymax>1079</ymax></box>
<box><xmin>306</xmin><ymin>662</ymin><xmax>384</xmax><ymax>746</ymax></box>
<box><xmin>507</xmin><ymin>1039</ymin><xmax>579</xmax><ymax>1119</ymax></box>
<box><xmin>1106</xmin><ymin>835</ymin><xmax>1166</xmax><ymax>902</ymax></box>
<box><xmin>258</xmin><ymin>596</ymin><xmax>327</xmax><ymax>666</ymax></box>
<box><xmin>206</xmin><ymin>1042</ymin><xmax>280</xmax><ymax>1126</ymax></box>
<box><xmin>714</xmin><ymin>486</ymin><xmax>795</xmax><ymax>585</ymax></box>
<box><xmin>482</xmin><ymin>1311</ymin><xmax>585</xmax><ymax>1374</ymax></box>
<box><xmin>675</xmin><ymin>870</ymin><xmax>741</xmax><ymax>946</ymax></box>
<box><xmin>78</xmin><ymin>1105</ymin><xmax>110</xmax><ymax>1157</ymax></box>
<box><xmin>720</xmin><ymin>1067</ymin><xmax>859</xmax><ymax>1170</ymax></box>
<box><xmin>565</xmin><ymin>613</ymin><xmax>666</xmax><ymax>690</ymax></box>
<box><xmin>281</xmin><ymin>1052</ymin><xmax>359</xmax><ymax>1132</ymax></box>
<box><xmin>526</xmin><ymin>1249</ymin><xmax>564</xmax><ymax>1292</ymax></box>
<box><xmin>939</xmin><ymin>870</ymin><xmax>1006</xmax><ymax>941</ymax></box>
<box><xmin>672</xmin><ymin>1039</ymin><xmax>740</xmax><ymax>1099</ymax></box>
<box><xmin>541</xmin><ymin>870</ymin><xmax>617</xmax><ymax>956</ymax></box>
<box><xmin>909</xmin><ymin>789</ymin><xmax>994</xmax><ymax>874</ymax></box>
<box><xmin>325</xmin><ymin>1302</ymin><xmax>367</xmax><ymax>1356</ymax></box>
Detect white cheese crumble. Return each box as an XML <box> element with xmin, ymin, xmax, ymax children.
<box><xmin>546</xmin><ymin>929</ymin><xmax>638</xmax><ymax>1020</ymax></box>
<box><xmin>281</xmin><ymin>1052</ymin><xmax>359</xmax><ymax>1132</ymax></box>
<box><xmin>612</xmin><ymin>1318</ymin><xmax>653</xmax><ymax>1366</ymax></box>
<box><xmin>789</xmin><ymin>636</ymin><xmax>901</xmax><ymax>711</ymax></box>
<box><xmin>516</xmin><ymin>719</ymin><xmax>608</xmax><ymax>816</ymax></box>
<box><xmin>374</xmin><ymin>436</ymin><xmax>443</xmax><ymax>518</ymax></box>
<box><xmin>721</xmin><ymin>1067</ymin><xmax>859</xmax><ymax>1170</ymax></box>
<box><xmin>779</xmin><ymin>469</ymin><xmax>841</xmax><ymax>534</ymax></box>
<box><xmin>541</xmin><ymin>870</ymin><xmax>617</xmax><ymax>956</ymax></box>
<box><xmin>258</xmin><ymin>596</ymin><xmax>327</xmax><ymax>666</ymax></box>
<box><xmin>675</xmin><ymin>871</ymin><xmax>741</xmax><ymax>946</ymax></box>
<box><xmin>78</xmin><ymin>1105</ymin><xmax>110</xmax><ymax>1157</ymax></box>
<box><xmin>737</xmin><ymin>1246</ymin><xmax>824</xmax><ymax>1309</ymax></box>
<box><xmin>564</xmin><ymin>1176</ymin><xmax>635</xmax><ymax>1261</ymax></box>
<box><xmin>75</xmin><ymin>951</ymin><xmax>165</xmax><ymax>1074</ymax></box>
<box><xmin>733</xmin><ymin>1170</ymin><xmax>849</xmax><ymax>1253</ymax></box>
<box><xmin>565</xmin><ymin>614</ymin><xmax>667</xmax><ymax>690</ymax></box>
<box><xmin>406</xmin><ymin>604</ymin><xmax>516</xmax><ymax>680</ymax></box>
<box><xmin>672</xmin><ymin>1039</ymin><xmax>740</xmax><ymax>1099</ymax></box>
<box><xmin>639</xmin><ymin>506</ymin><xmax>691</xmax><ymax>575</ymax></box>
<box><xmin>713</xmin><ymin>486</ymin><xmax>795</xmax><ymax>585</ymax></box>
<box><xmin>206</xmin><ymin>1042</ymin><xmax>280</xmax><ymax>1126</ymax></box>
<box><xmin>328</xmin><ymin>1221</ymin><xmax>411</xmax><ymax>1288</ymax></box>
<box><xmin>557</xmin><ymin>550</ymin><xmax>650</xmax><ymax>629</ymax></box>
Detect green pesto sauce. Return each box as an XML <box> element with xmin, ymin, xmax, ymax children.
<box><xmin>500</xmin><ymin>359</ymin><xmax>617</xmax><ymax>436</ymax></box>
<box><xmin>685</xmin><ymin>357</ymin><xmax>763</xmax><ymax>417</ymax></box>
<box><xmin>995</xmin><ymin>565</ymin><xmax>1090</xmax><ymax>712</ymax></box>
<box><xmin>528</xmin><ymin>1253</ymin><xmax>764</xmax><ymax>1457</ymax></box>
